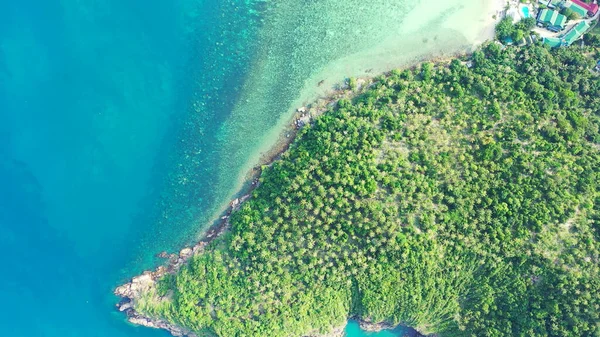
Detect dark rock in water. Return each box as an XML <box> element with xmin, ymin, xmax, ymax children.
<box><xmin>354</xmin><ymin>318</ymin><xmax>426</xmax><ymax>337</ymax></box>
<box><xmin>127</xmin><ymin>312</ymin><xmax>199</xmax><ymax>337</ymax></box>
<box><xmin>118</xmin><ymin>301</ymin><xmax>132</xmax><ymax>312</ymax></box>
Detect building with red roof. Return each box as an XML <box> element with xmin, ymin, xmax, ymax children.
<box><xmin>570</xmin><ymin>0</ymin><xmax>599</xmax><ymax>16</ymax></box>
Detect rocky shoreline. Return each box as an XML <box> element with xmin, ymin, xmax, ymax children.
<box><xmin>356</xmin><ymin>319</ymin><xmax>428</xmax><ymax>337</ymax></box>
<box><xmin>114</xmin><ymin>176</ymin><xmax>313</xmax><ymax>336</ymax></box>
<box><xmin>114</xmin><ymin>192</ymin><xmax>254</xmax><ymax>337</ymax></box>
<box><xmin>357</xmin><ymin>320</ymin><xmax>397</xmax><ymax>333</ymax></box>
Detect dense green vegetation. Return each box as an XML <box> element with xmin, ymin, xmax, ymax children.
<box><xmin>136</xmin><ymin>43</ymin><xmax>600</xmax><ymax>337</ymax></box>
<box><xmin>495</xmin><ymin>17</ymin><xmax>535</xmax><ymax>42</ymax></box>
<box><xmin>584</xmin><ymin>22</ymin><xmax>600</xmax><ymax>47</ymax></box>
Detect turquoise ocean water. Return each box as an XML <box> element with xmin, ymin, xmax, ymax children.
<box><xmin>345</xmin><ymin>321</ymin><xmax>418</xmax><ymax>337</ymax></box>
<box><xmin>0</xmin><ymin>1</ymin><xmax>258</xmax><ymax>336</ymax></box>
<box><xmin>1</xmin><ymin>0</ymin><xmax>493</xmax><ymax>336</ymax></box>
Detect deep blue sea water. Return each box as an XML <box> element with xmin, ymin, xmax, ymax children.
<box><xmin>0</xmin><ymin>1</ymin><xmax>193</xmax><ymax>336</ymax></box>
<box><xmin>0</xmin><ymin>1</ymin><xmax>411</xmax><ymax>337</ymax></box>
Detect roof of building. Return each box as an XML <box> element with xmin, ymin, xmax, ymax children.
<box><xmin>570</xmin><ymin>0</ymin><xmax>599</xmax><ymax>15</ymax></box>
<box><xmin>563</xmin><ymin>21</ymin><xmax>591</xmax><ymax>45</ymax></box>
<box><xmin>565</xmin><ymin>0</ymin><xmax>591</xmax><ymax>17</ymax></box>
<box><xmin>538</xmin><ymin>9</ymin><xmax>568</xmax><ymax>28</ymax></box>
<box><xmin>543</xmin><ymin>36</ymin><xmax>564</xmax><ymax>47</ymax></box>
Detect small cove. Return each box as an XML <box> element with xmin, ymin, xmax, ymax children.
<box><xmin>345</xmin><ymin>321</ymin><xmax>420</xmax><ymax>337</ymax></box>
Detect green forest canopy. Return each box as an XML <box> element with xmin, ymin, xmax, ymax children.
<box><xmin>135</xmin><ymin>43</ymin><xmax>600</xmax><ymax>337</ymax></box>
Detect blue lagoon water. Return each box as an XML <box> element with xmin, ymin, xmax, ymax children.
<box><xmin>1</xmin><ymin>0</ymin><xmax>496</xmax><ymax>336</ymax></box>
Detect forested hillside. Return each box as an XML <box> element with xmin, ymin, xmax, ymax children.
<box><xmin>134</xmin><ymin>43</ymin><xmax>600</xmax><ymax>337</ymax></box>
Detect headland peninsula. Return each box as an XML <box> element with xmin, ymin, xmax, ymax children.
<box><xmin>115</xmin><ymin>1</ymin><xmax>600</xmax><ymax>337</ymax></box>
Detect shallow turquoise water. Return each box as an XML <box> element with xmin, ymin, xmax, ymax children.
<box><xmin>345</xmin><ymin>321</ymin><xmax>419</xmax><ymax>337</ymax></box>
<box><xmin>1</xmin><ymin>0</ymin><xmax>494</xmax><ymax>336</ymax></box>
